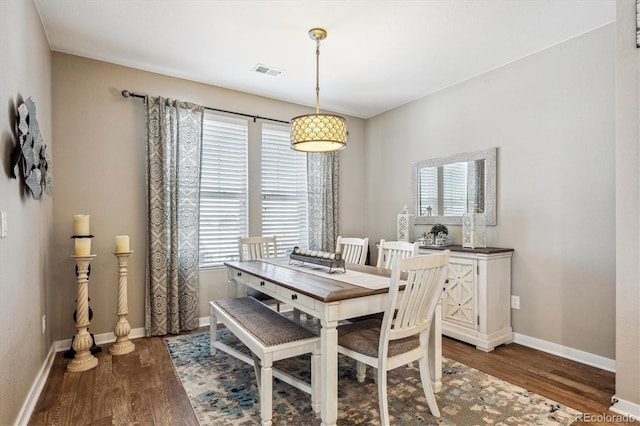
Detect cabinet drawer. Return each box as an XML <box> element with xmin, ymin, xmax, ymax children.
<box><xmin>245</xmin><ymin>274</ymin><xmax>277</xmax><ymax>294</ymax></box>
<box><xmin>233</xmin><ymin>271</ymin><xmax>278</xmax><ymax>294</ymax></box>
<box><xmin>276</xmin><ymin>286</ymin><xmax>315</xmax><ymax>310</ymax></box>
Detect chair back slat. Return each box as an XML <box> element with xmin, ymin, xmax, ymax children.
<box><xmin>238</xmin><ymin>236</ymin><xmax>278</xmax><ymax>261</ymax></box>
<box><xmin>376</xmin><ymin>240</ymin><xmax>419</xmax><ymax>269</ymax></box>
<box><xmin>336</xmin><ymin>236</ymin><xmax>369</xmax><ymax>265</ymax></box>
<box><xmin>381</xmin><ymin>251</ymin><xmax>449</xmax><ymax>344</ymax></box>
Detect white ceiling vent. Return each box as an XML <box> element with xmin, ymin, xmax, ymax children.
<box><xmin>252</xmin><ymin>64</ymin><xmax>283</xmax><ymax>77</ymax></box>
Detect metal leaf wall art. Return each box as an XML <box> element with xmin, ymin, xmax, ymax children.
<box><xmin>10</xmin><ymin>97</ymin><xmax>53</xmax><ymax>199</ymax></box>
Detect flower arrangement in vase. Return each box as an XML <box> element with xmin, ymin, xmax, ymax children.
<box><xmin>430</xmin><ymin>224</ymin><xmax>452</xmax><ymax>246</ymax></box>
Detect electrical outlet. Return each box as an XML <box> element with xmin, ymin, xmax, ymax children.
<box><xmin>1</xmin><ymin>211</ymin><xmax>7</xmax><ymax>239</ymax></box>
<box><xmin>42</xmin><ymin>314</ymin><xmax>46</xmax><ymax>334</ymax></box>
<box><xmin>511</xmin><ymin>295</ymin><xmax>520</xmax><ymax>309</ymax></box>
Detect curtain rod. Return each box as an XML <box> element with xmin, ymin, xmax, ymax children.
<box><xmin>121</xmin><ymin>89</ymin><xmax>290</xmax><ymax>124</ymax></box>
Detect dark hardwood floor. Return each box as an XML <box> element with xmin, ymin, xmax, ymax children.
<box><xmin>443</xmin><ymin>338</ymin><xmax>637</xmax><ymax>426</ymax></box>
<box><xmin>29</xmin><ymin>329</ymin><xmax>636</xmax><ymax>425</ymax></box>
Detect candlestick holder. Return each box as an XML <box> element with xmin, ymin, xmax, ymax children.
<box><xmin>110</xmin><ymin>251</ymin><xmax>135</xmax><ymax>355</ymax></box>
<box><xmin>64</xmin><ymin>237</ymin><xmax>101</xmax><ymax>359</ymax></box>
<box><xmin>67</xmin><ymin>253</ymin><xmax>99</xmax><ymax>372</ymax></box>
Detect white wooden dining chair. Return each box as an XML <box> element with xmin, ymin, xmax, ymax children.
<box><xmin>336</xmin><ymin>236</ymin><xmax>369</xmax><ymax>265</ymax></box>
<box><xmin>337</xmin><ymin>251</ymin><xmax>450</xmax><ymax>424</ymax></box>
<box><xmin>348</xmin><ymin>239</ymin><xmax>417</xmax><ymax>326</ymax></box>
<box><xmin>238</xmin><ymin>236</ymin><xmax>280</xmax><ymax>310</ymax></box>
<box><xmin>376</xmin><ymin>239</ymin><xmax>419</xmax><ymax>269</ymax></box>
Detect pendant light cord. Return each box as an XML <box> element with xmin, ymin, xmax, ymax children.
<box><xmin>315</xmin><ymin>38</ymin><xmax>321</xmax><ymax>115</ymax></box>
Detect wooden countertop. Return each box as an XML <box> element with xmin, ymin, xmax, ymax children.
<box><xmin>225</xmin><ymin>260</ymin><xmax>392</xmax><ymax>303</ymax></box>
<box><xmin>419</xmin><ymin>244</ymin><xmax>514</xmax><ymax>254</ymax></box>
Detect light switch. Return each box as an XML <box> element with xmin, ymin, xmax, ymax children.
<box><xmin>1</xmin><ymin>211</ymin><xmax>7</xmax><ymax>239</ymax></box>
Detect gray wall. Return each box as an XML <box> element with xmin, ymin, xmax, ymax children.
<box><xmin>0</xmin><ymin>1</ymin><xmax>53</xmax><ymax>424</ymax></box>
<box><xmin>615</xmin><ymin>0</ymin><xmax>640</xmax><ymax>410</ymax></box>
<box><xmin>51</xmin><ymin>53</ymin><xmax>367</xmax><ymax>341</ymax></box>
<box><xmin>365</xmin><ymin>24</ymin><xmax>616</xmax><ymax>359</ymax></box>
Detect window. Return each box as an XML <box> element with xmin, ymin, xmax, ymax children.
<box><xmin>418</xmin><ymin>167</ymin><xmax>438</xmax><ymax>216</ymax></box>
<box><xmin>198</xmin><ymin>117</ymin><xmax>309</xmax><ymax>267</ymax></box>
<box><xmin>198</xmin><ymin>115</ymin><xmax>248</xmax><ymax>268</ymax></box>
<box><xmin>442</xmin><ymin>162</ymin><xmax>468</xmax><ymax>216</ymax></box>
<box><xmin>417</xmin><ymin>162</ymin><xmax>468</xmax><ymax>216</ymax></box>
<box><xmin>261</xmin><ymin>124</ymin><xmax>309</xmax><ymax>256</ymax></box>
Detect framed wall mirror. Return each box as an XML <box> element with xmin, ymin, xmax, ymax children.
<box><xmin>411</xmin><ymin>147</ymin><xmax>497</xmax><ymax>226</ymax></box>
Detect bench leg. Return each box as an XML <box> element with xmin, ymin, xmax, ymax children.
<box><xmin>252</xmin><ymin>353</ymin><xmax>262</xmax><ymax>394</ymax></box>
<box><xmin>259</xmin><ymin>354</ymin><xmax>273</xmax><ymax>426</ymax></box>
<box><xmin>356</xmin><ymin>361</ymin><xmax>367</xmax><ymax>383</ymax></box>
<box><xmin>210</xmin><ymin>306</ymin><xmax>218</xmax><ymax>355</ymax></box>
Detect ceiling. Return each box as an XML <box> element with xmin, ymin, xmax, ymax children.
<box><xmin>35</xmin><ymin>0</ymin><xmax>615</xmax><ymax>119</ymax></box>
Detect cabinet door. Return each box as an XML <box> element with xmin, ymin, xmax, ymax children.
<box><xmin>443</xmin><ymin>258</ymin><xmax>477</xmax><ymax>329</ymax></box>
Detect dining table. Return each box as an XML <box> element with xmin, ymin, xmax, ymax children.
<box><xmin>224</xmin><ymin>257</ymin><xmax>442</xmax><ymax>426</ymax></box>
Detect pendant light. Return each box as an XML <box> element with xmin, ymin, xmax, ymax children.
<box><xmin>290</xmin><ymin>28</ymin><xmax>347</xmax><ymax>152</ymax></box>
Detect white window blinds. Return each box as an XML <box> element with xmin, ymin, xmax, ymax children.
<box><xmin>261</xmin><ymin>124</ymin><xmax>309</xmax><ymax>256</ymax></box>
<box><xmin>442</xmin><ymin>162</ymin><xmax>468</xmax><ymax>216</ymax></box>
<box><xmin>417</xmin><ymin>162</ymin><xmax>468</xmax><ymax>216</ymax></box>
<box><xmin>418</xmin><ymin>167</ymin><xmax>438</xmax><ymax>216</ymax></box>
<box><xmin>199</xmin><ymin>114</ymin><xmax>248</xmax><ymax>268</ymax></box>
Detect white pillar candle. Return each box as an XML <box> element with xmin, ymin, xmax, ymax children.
<box><xmin>74</xmin><ymin>238</ymin><xmax>91</xmax><ymax>256</ymax></box>
<box><xmin>115</xmin><ymin>235</ymin><xmax>130</xmax><ymax>253</ymax></box>
<box><xmin>74</xmin><ymin>215</ymin><xmax>90</xmax><ymax>236</ymax></box>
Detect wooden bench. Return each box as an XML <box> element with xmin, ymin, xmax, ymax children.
<box><xmin>210</xmin><ymin>297</ymin><xmax>320</xmax><ymax>426</ymax></box>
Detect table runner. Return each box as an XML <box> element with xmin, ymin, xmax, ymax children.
<box><xmin>260</xmin><ymin>257</ymin><xmax>391</xmax><ymax>290</ymax></box>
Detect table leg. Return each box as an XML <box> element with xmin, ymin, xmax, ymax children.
<box><xmin>227</xmin><ymin>269</ymin><xmax>245</xmax><ymax>298</ymax></box>
<box><xmin>320</xmin><ymin>318</ymin><xmax>339</xmax><ymax>426</ymax></box>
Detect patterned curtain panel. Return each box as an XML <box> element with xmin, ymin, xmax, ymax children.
<box><xmin>145</xmin><ymin>96</ymin><xmax>204</xmax><ymax>336</ymax></box>
<box><xmin>307</xmin><ymin>152</ymin><xmax>339</xmax><ymax>252</ymax></box>
<box><xmin>467</xmin><ymin>159</ymin><xmax>485</xmax><ymax>213</ymax></box>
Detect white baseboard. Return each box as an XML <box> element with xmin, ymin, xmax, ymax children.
<box><xmin>53</xmin><ymin>327</ymin><xmax>147</xmax><ymax>352</ymax></box>
<box><xmin>19</xmin><ymin>327</ymin><xmax>147</xmax><ymax>425</ymax></box>
<box><xmin>610</xmin><ymin>396</ymin><xmax>640</xmax><ymax>421</ymax></box>
<box><xmin>14</xmin><ymin>344</ymin><xmax>58</xmax><ymax>426</ymax></box>
<box><xmin>513</xmin><ymin>332</ymin><xmax>616</xmax><ymax>372</ymax></box>
<box><xmin>199</xmin><ymin>315</ymin><xmax>210</xmax><ymax>328</ymax></box>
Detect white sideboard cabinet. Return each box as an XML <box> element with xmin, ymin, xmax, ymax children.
<box><xmin>420</xmin><ymin>245</ymin><xmax>514</xmax><ymax>352</ymax></box>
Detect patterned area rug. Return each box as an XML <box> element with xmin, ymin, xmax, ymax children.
<box><xmin>165</xmin><ymin>331</ymin><xmax>579</xmax><ymax>425</ymax></box>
